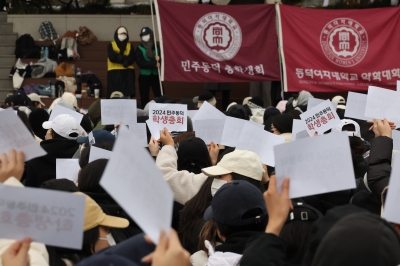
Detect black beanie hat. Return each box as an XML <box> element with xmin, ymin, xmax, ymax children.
<box><xmin>177</xmin><ymin>137</ymin><xmax>209</xmax><ymax>173</ymax></box>
<box><xmin>272</xmin><ymin>114</ymin><xmax>294</xmax><ymax>134</ymax></box>
<box><xmin>199</xmin><ymin>91</ymin><xmax>214</xmax><ymax>102</ymax></box>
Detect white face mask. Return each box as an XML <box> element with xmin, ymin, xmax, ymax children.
<box><xmin>142</xmin><ymin>35</ymin><xmax>151</xmax><ymax>42</ymax></box>
<box><xmin>211</xmin><ymin>178</ymin><xmax>227</xmax><ymax>197</ymax></box>
<box><xmin>118</xmin><ymin>34</ymin><xmax>127</xmax><ymax>42</ymax></box>
<box><xmin>99</xmin><ymin>233</ymin><xmax>116</xmax><ymax>246</ymax></box>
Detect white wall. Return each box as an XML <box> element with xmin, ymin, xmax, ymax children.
<box><xmin>7</xmin><ymin>15</ymin><xmax>159</xmax><ymax>41</ymax></box>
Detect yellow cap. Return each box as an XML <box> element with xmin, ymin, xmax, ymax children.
<box><xmin>75</xmin><ymin>192</ymin><xmax>129</xmax><ymax>231</ymax></box>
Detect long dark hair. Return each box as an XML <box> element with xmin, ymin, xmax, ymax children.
<box><xmin>231</xmin><ymin>172</ymin><xmax>265</xmax><ymax>193</ymax></box>
<box><xmin>179</xmin><ymin>176</ymin><xmax>214</xmax><ymax>251</ymax></box>
<box><xmin>78</xmin><ymin>159</ymin><xmax>108</xmax><ymax>193</ymax></box>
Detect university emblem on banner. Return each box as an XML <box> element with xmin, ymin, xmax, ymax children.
<box><xmin>193</xmin><ymin>12</ymin><xmax>242</xmax><ymax>61</ymax></box>
<box><xmin>320</xmin><ymin>18</ymin><xmax>368</xmax><ymax>67</ymax></box>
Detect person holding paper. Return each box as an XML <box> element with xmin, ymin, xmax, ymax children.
<box><xmin>77</xmin><ymin>159</ymin><xmax>143</xmax><ymax>242</ymax></box>
<box><xmin>366</xmin><ymin>118</ymin><xmax>393</xmax><ymax>200</ymax></box>
<box><xmin>135</xmin><ymin>27</ymin><xmax>162</xmax><ymax>108</ymax></box>
<box><xmin>190</xmin><ymin>180</ymin><xmax>268</xmax><ymax>265</ymax></box>
<box><xmin>285</xmin><ymin>90</ymin><xmax>313</xmax><ymax>113</ymax></box>
<box><xmin>107</xmin><ymin>26</ymin><xmax>136</xmax><ymax>99</ymax></box>
<box><xmin>25</xmin><ymin>114</ymin><xmax>83</xmax><ymax>188</ymax></box>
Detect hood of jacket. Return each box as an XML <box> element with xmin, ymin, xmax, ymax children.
<box><xmin>312</xmin><ymin>212</ymin><xmax>400</xmax><ymax>266</ymax></box>
<box><xmin>39</xmin><ymin>138</ymin><xmax>79</xmax><ymax>164</ymax></box>
<box><xmin>294</xmin><ymin>91</ymin><xmax>313</xmax><ymax>107</ymax></box>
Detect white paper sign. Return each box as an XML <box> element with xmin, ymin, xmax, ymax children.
<box><xmin>146</xmin><ymin>119</ymin><xmax>161</xmax><ymax>140</ymax></box>
<box><xmin>193</xmin><ymin>119</ymin><xmax>225</xmax><ymax>145</ymax></box>
<box><xmin>383</xmin><ymin>155</ymin><xmax>400</xmax><ymax>223</ymax></box>
<box><xmin>88</xmin><ymin>131</ymin><xmax>95</xmax><ymax>146</ymax></box>
<box><xmin>130</xmin><ymin>123</ymin><xmax>148</xmax><ymax>147</ymax></box>
<box><xmin>307</xmin><ymin>98</ymin><xmax>337</xmax><ymax>110</ymax></box>
<box><xmin>56</xmin><ymin>159</ymin><xmax>80</xmax><ymax>182</ymax></box>
<box><xmin>295</xmin><ymin>130</ymin><xmax>309</xmax><ymax>140</ymax></box>
<box><xmin>0</xmin><ymin>184</ymin><xmax>85</xmax><ymax>249</ymax></box>
<box><xmin>100</xmin><ymin>126</ymin><xmax>173</xmax><ymax>244</ymax></box>
<box><xmin>344</xmin><ymin>92</ymin><xmax>372</xmax><ymax>121</ymax></box>
<box><xmin>101</xmin><ymin>99</ymin><xmax>137</xmax><ymax>126</ymax></box>
<box><xmin>187</xmin><ymin>110</ymin><xmax>198</xmax><ymax>119</ymax></box>
<box><xmin>192</xmin><ymin>101</ymin><xmax>225</xmax><ymax>121</ymax></box>
<box><xmin>300</xmin><ymin>100</ymin><xmax>340</xmax><ymax>136</ymax></box>
<box><xmin>365</xmin><ymin>86</ymin><xmax>400</xmax><ymax>125</ymax></box>
<box><xmin>397</xmin><ymin>80</ymin><xmax>400</xmax><ymax>91</ymax></box>
<box><xmin>0</xmin><ymin>108</ymin><xmax>46</xmax><ymax>161</ymax></box>
<box><xmin>274</xmin><ymin>132</ymin><xmax>356</xmax><ymax>198</ymax></box>
<box><xmin>220</xmin><ymin>117</ymin><xmax>247</xmax><ymax>147</ymax></box>
<box><xmin>49</xmin><ymin>104</ymin><xmax>83</xmax><ymax>124</ymax></box>
<box><xmin>392</xmin><ymin>130</ymin><xmax>400</xmax><ymax>151</ymax></box>
<box><xmin>89</xmin><ymin>146</ymin><xmax>112</xmax><ymax>163</ymax></box>
<box><xmin>236</xmin><ymin>122</ymin><xmax>285</xmax><ymax>166</ymax></box>
<box><xmin>148</xmin><ymin>103</ymin><xmax>187</xmax><ymax>132</ymax></box>
<box><xmin>292</xmin><ymin>119</ymin><xmax>306</xmax><ymax>141</ymax></box>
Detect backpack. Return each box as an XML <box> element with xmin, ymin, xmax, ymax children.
<box><xmin>39</xmin><ymin>21</ymin><xmax>58</xmax><ymax>41</ymax></box>
<box><xmin>77</xmin><ymin>26</ymin><xmax>97</xmax><ymax>45</ymax></box>
<box><xmin>80</xmin><ymin>72</ymin><xmax>102</xmax><ymax>96</ymax></box>
<box><xmin>14</xmin><ymin>34</ymin><xmax>41</xmax><ymax>58</ymax></box>
<box><xmin>59</xmin><ymin>37</ymin><xmax>79</xmax><ymax>60</ymax></box>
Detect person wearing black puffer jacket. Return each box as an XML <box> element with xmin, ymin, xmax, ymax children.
<box><xmin>25</xmin><ymin>114</ymin><xmax>85</xmax><ymax>187</ymax></box>
<box><xmin>367</xmin><ymin>118</ymin><xmax>393</xmax><ymax>202</ymax></box>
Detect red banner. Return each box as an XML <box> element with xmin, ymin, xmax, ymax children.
<box><xmin>278</xmin><ymin>5</ymin><xmax>400</xmax><ymax>92</ymax></box>
<box><xmin>155</xmin><ymin>1</ymin><xmax>280</xmax><ymax>82</ymax></box>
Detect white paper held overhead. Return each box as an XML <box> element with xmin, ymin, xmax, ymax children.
<box><xmin>0</xmin><ymin>108</ymin><xmax>46</xmax><ymax>161</ymax></box>
<box><xmin>364</xmin><ymin>86</ymin><xmax>400</xmax><ymax>125</ymax></box>
<box><xmin>192</xmin><ymin>101</ymin><xmax>225</xmax><ymax>121</ymax></box>
<box><xmin>89</xmin><ymin>146</ymin><xmax>112</xmax><ymax>163</ymax></box>
<box><xmin>56</xmin><ymin>159</ymin><xmax>80</xmax><ymax>182</ymax></box>
<box><xmin>307</xmin><ymin>98</ymin><xmax>337</xmax><ymax>110</ymax></box>
<box><xmin>146</xmin><ymin>119</ymin><xmax>161</xmax><ymax>140</ymax></box>
<box><xmin>100</xmin><ymin>126</ymin><xmax>173</xmax><ymax>244</ymax></box>
<box><xmin>274</xmin><ymin>132</ymin><xmax>356</xmax><ymax>198</ymax></box>
<box><xmin>220</xmin><ymin>117</ymin><xmax>247</xmax><ymax>147</ymax></box>
<box><xmin>49</xmin><ymin>104</ymin><xmax>84</xmax><ymax>124</ymax></box>
<box><xmin>101</xmin><ymin>99</ymin><xmax>137</xmax><ymax>126</ymax></box>
<box><xmin>383</xmin><ymin>156</ymin><xmax>400</xmax><ymax>224</ymax></box>
<box><xmin>130</xmin><ymin>123</ymin><xmax>148</xmax><ymax>147</ymax></box>
<box><xmin>292</xmin><ymin>119</ymin><xmax>306</xmax><ymax>141</ymax></box>
<box><xmin>300</xmin><ymin>100</ymin><xmax>340</xmax><ymax>136</ymax></box>
<box><xmin>0</xmin><ymin>184</ymin><xmax>85</xmax><ymax>249</ymax></box>
<box><xmin>193</xmin><ymin>119</ymin><xmax>225</xmax><ymax>145</ymax></box>
<box><xmin>344</xmin><ymin>92</ymin><xmax>372</xmax><ymax>121</ymax></box>
<box><xmin>148</xmin><ymin>103</ymin><xmax>187</xmax><ymax>132</ymax></box>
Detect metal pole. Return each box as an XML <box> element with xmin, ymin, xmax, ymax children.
<box><xmin>150</xmin><ymin>0</ymin><xmax>164</xmax><ymax>95</ymax></box>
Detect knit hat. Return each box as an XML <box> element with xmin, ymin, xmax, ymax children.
<box><xmin>242</xmin><ymin>96</ymin><xmax>252</xmax><ymax>106</ymax></box>
<box><xmin>198</xmin><ymin>92</ymin><xmax>217</xmax><ymax>108</ymax></box>
<box><xmin>272</xmin><ymin>114</ymin><xmax>294</xmax><ymax>134</ymax></box>
<box><xmin>247</xmin><ymin>96</ymin><xmax>264</xmax><ymax>109</ymax></box>
<box><xmin>263</xmin><ymin>107</ymin><xmax>281</xmax><ymax>125</ymax></box>
<box><xmin>177</xmin><ymin>137</ymin><xmax>209</xmax><ymax>172</ymax></box>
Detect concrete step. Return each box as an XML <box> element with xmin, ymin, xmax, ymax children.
<box><xmin>0</xmin><ymin>78</ymin><xmax>12</xmax><ymax>88</ymax></box>
<box><xmin>0</xmin><ymin>44</ymin><xmax>14</xmax><ymax>55</ymax></box>
<box><xmin>0</xmin><ymin>66</ymin><xmax>11</xmax><ymax>78</ymax></box>
<box><xmin>0</xmin><ymin>23</ymin><xmax>13</xmax><ymax>34</ymax></box>
<box><xmin>0</xmin><ymin>13</ymin><xmax>6</xmax><ymax>23</ymax></box>
<box><xmin>0</xmin><ymin>34</ymin><xmax>17</xmax><ymax>44</ymax></box>
<box><xmin>0</xmin><ymin>55</ymin><xmax>15</xmax><ymax>66</ymax></box>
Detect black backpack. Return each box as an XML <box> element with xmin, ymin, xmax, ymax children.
<box><xmin>14</xmin><ymin>34</ymin><xmax>41</xmax><ymax>58</ymax></box>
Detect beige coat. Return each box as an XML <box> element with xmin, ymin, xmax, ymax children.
<box><xmin>156</xmin><ymin>145</ymin><xmax>208</xmax><ymax>205</ymax></box>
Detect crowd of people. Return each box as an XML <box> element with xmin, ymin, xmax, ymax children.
<box><xmin>0</xmin><ymin>87</ymin><xmax>399</xmax><ymax>266</ymax></box>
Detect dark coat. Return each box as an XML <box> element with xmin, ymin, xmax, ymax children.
<box><xmin>25</xmin><ymin>139</ymin><xmax>79</xmax><ymax>188</ymax></box>
<box><xmin>215</xmin><ymin>231</ymin><xmax>264</xmax><ymax>254</ymax></box>
<box><xmin>367</xmin><ymin>136</ymin><xmax>392</xmax><ymax>201</ymax></box>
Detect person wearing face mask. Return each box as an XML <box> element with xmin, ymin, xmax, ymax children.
<box><xmin>134</xmin><ymin>27</ymin><xmax>162</xmax><ymax>108</ymax></box>
<box><xmin>107</xmin><ymin>26</ymin><xmax>136</xmax><ymax>99</ymax></box>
